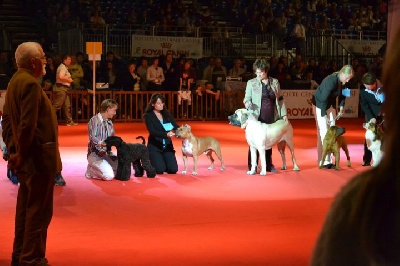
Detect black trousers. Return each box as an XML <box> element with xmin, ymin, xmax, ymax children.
<box><xmin>363</xmin><ymin>139</ymin><xmax>372</xmax><ymax>164</ymax></box>
<box><xmin>247</xmin><ymin>147</ymin><xmax>273</xmax><ymax>171</ymax></box>
<box><xmin>148</xmin><ymin>144</ymin><xmax>178</xmax><ymax>174</ymax></box>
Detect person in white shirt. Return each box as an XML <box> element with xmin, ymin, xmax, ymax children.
<box><xmin>146</xmin><ymin>57</ymin><xmax>165</xmax><ymax>91</ymax></box>
<box><xmin>52</xmin><ymin>54</ymin><xmax>78</xmax><ymax>126</ymax></box>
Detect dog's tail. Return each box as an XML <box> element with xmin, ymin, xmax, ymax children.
<box><xmin>136</xmin><ymin>136</ymin><xmax>146</xmax><ymax>145</ymax></box>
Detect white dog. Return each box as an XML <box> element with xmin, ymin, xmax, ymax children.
<box><xmin>363</xmin><ymin>121</ymin><xmax>384</xmax><ymax>167</ymax></box>
<box><xmin>229</xmin><ymin>109</ymin><xmax>300</xmax><ymax>175</ymax></box>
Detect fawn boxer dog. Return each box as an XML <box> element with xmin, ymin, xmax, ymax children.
<box><xmin>175</xmin><ymin>125</ymin><xmax>225</xmax><ymax>175</ymax></box>
<box><xmin>363</xmin><ymin>121</ymin><xmax>383</xmax><ymax>167</ymax></box>
<box><xmin>319</xmin><ymin>125</ymin><xmax>351</xmax><ymax>170</ymax></box>
<box><xmin>229</xmin><ymin>108</ymin><xmax>300</xmax><ymax>175</ymax></box>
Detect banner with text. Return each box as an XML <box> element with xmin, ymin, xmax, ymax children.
<box><xmin>131</xmin><ymin>35</ymin><xmax>203</xmax><ymax>59</ymax></box>
<box><xmin>283</xmin><ymin>89</ymin><xmax>359</xmax><ymax>119</ymax></box>
<box><xmin>338</xmin><ymin>39</ymin><xmax>385</xmax><ymax>56</ymax></box>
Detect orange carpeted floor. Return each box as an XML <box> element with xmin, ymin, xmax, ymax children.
<box><xmin>0</xmin><ymin>118</ymin><xmax>371</xmax><ymax>266</ymax></box>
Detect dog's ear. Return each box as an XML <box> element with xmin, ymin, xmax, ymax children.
<box><xmin>184</xmin><ymin>124</ymin><xmax>191</xmax><ymax>131</ymax></box>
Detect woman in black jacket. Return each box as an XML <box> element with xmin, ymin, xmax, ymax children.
<box><xmin>143</xmin><ymin>93</ymin><xmax>179</xmax><ymax>174</ymax></box>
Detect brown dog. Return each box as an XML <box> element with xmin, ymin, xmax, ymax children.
<box><xmin>319</xmin><ymin>125</ymin><xmax>351</xmax><ymax>170</ymax></box>
<box><xmin>175</xmin><ymin>125</ymin><xmax>225</xmax><ymax>175</ymax></box>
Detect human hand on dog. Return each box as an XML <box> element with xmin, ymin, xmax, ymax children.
<box><xmin>369</xmin><ymin>118</ymin><xmax>377</xmax><ymax>124</ymax></box>
<box><xmin>167</xmin><ymin>131</ymin><xmax>175</xmax><ymax>138</ymax></box>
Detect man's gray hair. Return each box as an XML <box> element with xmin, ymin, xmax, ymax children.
<box><xmin>14</xmin><ymin>42</ymin><xmax>41</xmax><ymax>67</ymax></box>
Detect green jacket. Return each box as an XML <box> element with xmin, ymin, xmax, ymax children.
<box><xmin>243</xmin><ymin>77</ymin><xmax>287</xmax><ymax>121</ymax></box>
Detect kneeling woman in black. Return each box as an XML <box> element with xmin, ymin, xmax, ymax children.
<box><xmin>144</xmin><ymin>93</ymin><xmax>179</xmax><ymax>174</ymax></box>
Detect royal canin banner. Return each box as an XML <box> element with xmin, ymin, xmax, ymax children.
<box><xmin>282</xmin><ymin>89</ymin><xmax>359</xmax><ymax>119</ymax></box>
<box><xmin>338</xmin><ymin>39</ymin><xmax>385</xmax><ymax>56</ymax></box>
<box><xmin>131</xmin><ymin>35</ymin><xmax>203</xmax><ymax>59</ymax></box>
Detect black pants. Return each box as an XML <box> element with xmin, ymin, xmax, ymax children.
<box><xmin>148</xmin><ymin>145</ymin><xmax>178</xmax><ymax>174</ymax></box>
<box><xmin>248</xmin><ymin>147</ymin><xmax>274</xmax><ymax>171</ymax></box>
<box><xmin>363</xmin><ymin>139</ymin><xmax>372</xmax><ymax>164</ymax></box>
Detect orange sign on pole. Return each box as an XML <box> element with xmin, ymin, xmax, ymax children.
<box><xmin>86</xmin><ymin>42</ymin><xmax>102</xmax><ymax>115</ymax></box>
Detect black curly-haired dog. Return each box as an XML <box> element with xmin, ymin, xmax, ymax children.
<box><xmin>104</xmin><ymin>136</ymin><xmax>156</xmax><ymax>180</ymax></box>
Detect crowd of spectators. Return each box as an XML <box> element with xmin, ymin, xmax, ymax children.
<box><xmin>25</xmin><ymin>0</ymin><xmax>387</xmax><ymax>48</ymax></box>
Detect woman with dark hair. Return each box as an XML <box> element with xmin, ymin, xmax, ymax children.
<box><xmin>311</xmin><ymin>29</ymin><xmax>400</xmax><ymax>265</ymax></box>
<box><xmin>143</xmin><ymin>94</ymin><xmax>179</xmax><ymax>174</ymax></box>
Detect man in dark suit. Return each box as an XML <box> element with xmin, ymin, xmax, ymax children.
<box><xmin>2</xmin><ymin>42</ymin><xmax>62</xmax><ymax>266</ymax></box>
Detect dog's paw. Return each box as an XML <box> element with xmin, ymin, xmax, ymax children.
<box><xmin>281</xmin><ymin>166</ymin><xmax>287</xmax><ymax>170</ymax></box>
<box><xmin>259</xmin><ymin>171</ymin><xmax>267</xmax><ymax>176</ymax></box>
<box><xmin>207</xmin><ymin>166</ymin><xmax>213</xmax><ymax>170</ymax></box>
<box><xmin>246</xmin><ymin>170</ymin><xmax>256</xmax><ymax>175</ymax></box>
<box><xmin>293</xmin><ymin>166</ymin><xmax>300</xmax><ymax>171</ymax></box>
<box><xmin>220</xmin><ymin>167</ymin><xmax>225</xmax><ymax>171</ymax></box>
<box><xmin>182</xmin><ymin>170</ymin><xmax>187</xmax><ymax>174</ymax></box>
<box><xmin>192</xmin><ymin>171</ymin><xmax>198</xmax><ymax>176</ymax></box>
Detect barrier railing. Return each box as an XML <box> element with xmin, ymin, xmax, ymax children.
<box><xmin>44</xmin><ymin>90</ymin><xmax>245</xmax><ymax>123</ymax></box>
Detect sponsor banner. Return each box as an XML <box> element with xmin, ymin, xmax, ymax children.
<box><xmin>283</xmin><ymin>89</ymin><xmax>359</xmax><ymax>119</ymax></box>
<box><xmin>338</xmin><ymin>39</ymin><xmax>385</xmax><ymax>56</ymax></box>
<box><xmin>131</xmin><ymin>35</ymin><xmax>203</xmax><ymax>58</ymax></box>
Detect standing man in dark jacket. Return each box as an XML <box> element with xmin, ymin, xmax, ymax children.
<box><xmin>2</xmin><ymin>41</ymin><xmax>62</xmax><ymax>266</ymax></box>
<box><xmin>360</xmin><ymin>72</ymin><xmax>385</xmax><ymax>166</ymax></box>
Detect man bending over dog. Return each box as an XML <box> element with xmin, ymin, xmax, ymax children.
<box><xmin>243</xmin><ymin>58</ymin><xmax>287</xmax><ymax>173</ymax></box>
<box><xmin>86</xmin><ymin>99</ymin><xmax>119</xmax><ymax>180</ymax></box>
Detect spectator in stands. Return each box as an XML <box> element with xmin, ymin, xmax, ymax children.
<box><xmin>228</xmin><ymin>58</ymin><xmax>245</xmax><ymax>77</ymax></box>
<box><xmin>186</xmin><ymin>18</ymin><xmax>197</xmax><ymax>37</ymax></box>
<box><xmin>98</xmin><ymin>61</ymin><xmax>119</xmax><ymax>90</ymax></box>
<box><xmin>276</xmin><ymin>11</ymin><xmax>288</xmax><ymax>39</ymax></box>
<box><xmin>76</xmin><ymin>52</ymin><xmax>91</xmax><ymax>89</ymax></box>
<box><xmin>43</xmin><ymin>55</ymin><xmax>57</xmax><ymax>88</ymax></box>
<box><xmin>243</xmin><ymin>58</ymin><xmax>287</xmax><ymax>173</ymax></box>
<box><xmin>178</xmin><ymin>61</ymin><xmax>193</xmax><ymax>109</ymax></box>
<box><xmin>99</xmin><ymin>51</ymin><xmax>122</xmax><ymax>77</ymax></box>
<box><xmin>211</xmin><ymin>57</ymin><xmax>227</xmax><ymax>91</ymax></box>
<box><xmin>89</xmin><ymin>10</ymin><xmax>106</xmax><ymax>33</ymax></box>
<box><xmin>137</xmin><ymin>57</ymin><xmax>149</xmax><ymax>91</ymax></box>
<box><xmin>305</xmin><ymin>70</ymin><xmax>319</xmax><ymax>90</ymax></box>
<box><xmin>69</xmin><ymin>54</ymin><xmax>84</xmax><ymax>90</ymax></box>
<box><xmin>269</xmin><ymin>61</ymin><xmax>287</xmax><ymax>82</ymax></box>
<box><xmin>104</xmin><ymin>7</ymin><xmax>117</xmax><ymax>24</ymax></box>
<box><xmin>368</xmin><ymin>54</ymin><xmax>383</xmax><ymax>79</ymax></box>
<box><xmin>202</xmin><ymin>56</ymin><xmax>215</xmax><ymax>82</ymax></box>
<box><xmin>143</xmin><ymin>93</ymin><xmax>179</xmax><ymax>175</ymax></box>
<box><xmin>127</xmin><ymin>8</ymin><xmax>138</xmax><ymax>25</ymax></box>
<box><xmin>311</xmin><ymin>30</ymin><xmax>400</xmax><ymax>265</ymax></box>
<box><xmin>311</xmin><ymin>65</ymin><xmax>354</xmax><ymax>168</ymax></box>
<box><xmin>146</xmin><ymin>57</ymin><xmax>165</xmax><ymax>91</ymax></box>
<box><xmin>160</xmin><ymin>53</ymin><xmax>179</xmax><ymax>91</ymax></box>
<box><xmin>291</xmin><ymin>18</ymin><xmax>307</xmax><ymax>56</ymax></box>
<box><xmin>121</xmin><ymin>62</ymin><xmax>140</xmax><ymax>91</ymax></box>
<box><xmin>285</xmin><ymin>3</ymin><xmax>296</xmax><ymax>18</ymax></box>
<box><xmin>313</xmin><ymin>58</ymin><xmax>329</xmax><ymax>84</ymax></box>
